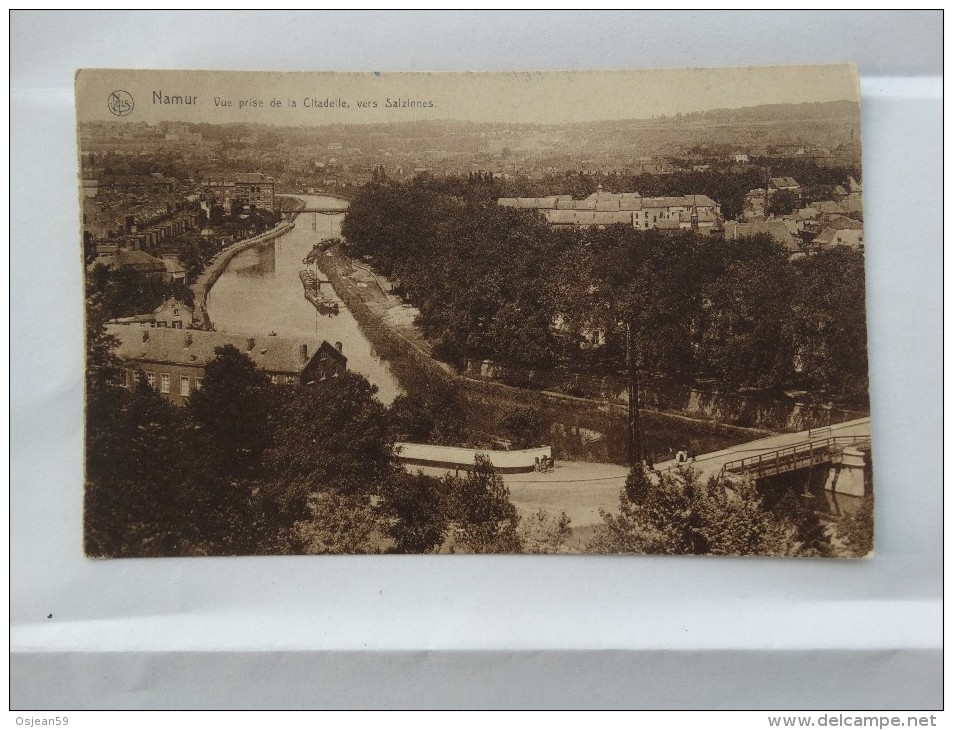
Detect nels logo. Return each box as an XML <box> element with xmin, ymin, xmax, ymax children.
<box><xmin>107</xmin><ymin>90</ymin><xmax>134</xmax><ymax>117</ymax></box>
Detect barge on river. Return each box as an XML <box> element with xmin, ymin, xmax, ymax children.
<box><xmin>299</xmin><ymin>269</ymin><xmax>340</xmax><ymax>316</ymax></box>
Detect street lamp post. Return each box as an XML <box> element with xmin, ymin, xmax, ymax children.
<box><xmin>626</xmin><ymin>319</ymin><xmax>643</xmax><ymax>468</ymax></box>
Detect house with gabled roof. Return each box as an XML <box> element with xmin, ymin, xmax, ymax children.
<box><xmin>106</xmin><ymin>325</ymin><xmax>347</xmax><ymax>405</ymax></box>
<box><xmin>86</xmin><ymin>248</ymin><xmax>168</xmax><ymax>280</ymax></box>
<box><xmin>769</xmin><ymin>177</ymin><xmax>801</xmax><ymax>193</ymax></box>
<box><xmin>723</xmin><ymin>220</ymin><xmax>801</xmax><ymax>254</ymax></box>
<box><xmin>153</xmin><ymin>297</ymin><xmax>194</xmax><ymax>329</ymax></box>
<box><xmin>812</xmin><ymin>227</ymin><xmax>864</xmax><ymax>251</ymax></box>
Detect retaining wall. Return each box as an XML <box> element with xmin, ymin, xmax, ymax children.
<box><xmin>395</xmin><ymin>442</ymin><xmax>551</xmax><ymax>473</ymax></box>
<box><xmin>464</xmin><ymin>360</ymin><xmax>868</xmax><ymax>434</ymax></box>
<box><xmin>192</xmin><ymin>221</ymin><xmax>296</xmax><ymax>329</ymax></box>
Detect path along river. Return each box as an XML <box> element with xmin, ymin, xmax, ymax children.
<box><xmin>205</xmin><ymin>194</ymin><xmax>402</xmax><ymax>404</ymax></box>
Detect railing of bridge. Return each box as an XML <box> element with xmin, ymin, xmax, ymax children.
<box><xmin>719</xmin><ymin>435</ymin><xmax>871</xmax><ymax>480</ymax></box>
<box><xmin>294</xmin><ymin>207</ymin><xmax>350</xmax><ymax>214</ymax></box>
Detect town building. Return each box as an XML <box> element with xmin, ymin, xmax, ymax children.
<box><xmin>86</xmin><ymin>248</ymin><xmax>169</xmax><ymax>280</ymax></box>
<box><xmin>811</xmin><ymin>200</ymin><xmax>850</xmax><ymax>217</ymax></box>
<box><xmin>795</xmin><ymin>207</ymin><xmax>820</xmax><ymax>222</ymax></box>
<box><xmin>203</xmin><ymin>173</ymin><xmax>276</xmax><ymax>213</ymax></box>
<box><xmin>723</xmin><ymin>220</ymin><xmax>801</xmax><ymax>253</ymax></box>
<box><xmin>843</xmin><ymin>176</ymin><xmax>864</xmax><ymax>214</ymax></box>
<box><xmin>768</xmin><ymin>177</ymin><xmax>801</xmax><ymax>194</ymax></box>
<box><xmin>742</xmin><ymin>188</ymin><xmax>768</xmax><ymax>221</ymax></box>
<box><xmin>153</xmin><ymin>297</ymin><xmax>194</xmax><ymax>329</ymax></box>
<box><xmin>81</xmin><ymin>179</ymin><xmax>98</xmax><ymax>198</ymax></box>
<box><xmin>811</xmin><ymin>218</ymin><xmax>864</xmax><ymax>251</ymax></box>
<box><xmin>159</xmin><ymin>255</ymin><xmax>187</xmax><ymax>284</ymax></box>
<box><xmin>106</xmin><ymin>325</ymin><xmax>348</xmax><ymax>406</ymax></box>
<box><xmin>80</xmin><ymin>170</ymin><xmax>199</xmax><ymax>252</ymax></box>
<box><xmin>498</xmin><ymin>189</ymin><xmax>722</xmax><ymax>233</ymax></box>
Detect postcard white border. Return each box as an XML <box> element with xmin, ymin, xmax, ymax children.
<box><xmin>9</xmin><ymin>10</ymin><xmax>942</xmax><ymax>709</ymax></box>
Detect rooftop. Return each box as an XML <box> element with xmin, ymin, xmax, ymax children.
<box><xmin>87</xmin><ymin>248</ymin><xmax>167</xmax><ymax>273</ymax></box>
<box><xmin>234</xmin><ymin>173</ymin><xmax>275</xmax><ymax>184</ymax></box>
<box><xmin>822</xmin><ymin>215</ymin><xmax>863</xmax><ymax>230</ymax></box>
<box><xmin>106</xmin><ymin>324</ymin><xmax>345</xmax><ymax>374</ymax></box>
<box><xmin>724</xmin><ymin>220</ymin><xmax>800</xmax><ymax>252</ymax></box>
<box><xmin>502</xmin><ymin>193</ymin><xmax>719</xmax><ymax>213</ymax></box>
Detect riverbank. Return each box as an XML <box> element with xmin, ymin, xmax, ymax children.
<box><xmin>316</xmin><ymin>248</ymin><xmax>454</xmax><ymax>387</ymax></box>
<box><xmin>317</xmin><ymin>246</ymin><xmax>763</xmax><ymax>464</ymax></box>
<box><xmin>191</xmin><ymin>220</ymin><xmax>296</xmax><ymax>329</ymax></box>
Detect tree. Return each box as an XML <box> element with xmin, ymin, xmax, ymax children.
<box><xmin>445</xmin><ymin>455</ymin><xmax>521</xmax><ymax>553</ymax></box>
<box><xmin>517</xmin><ymin>509</ymin><xmax>573</xmax><ymax>554</ymax></box>
<box><xmin>188</xmin><ymin>345</ymin><xmax>275</xmax><ymax>478</ymax></box>
<box><xmin>697</xmin><ymin>236</ymin><xmax>797</xmax><ymax>389</ymax></box>
<box><xmin>623</xmin><ymin>463</ymin><xmax>651</xmax><ymax>505</ymax></box>
<box><xmin>84</xmin><ymin>292</ymin><xmax>121</xmax><ymax>395</ymax></box>
<box><xmin>767</xmin><ymin>188</ymin><xmax>800</xmax><ymax>216</ymax></box>
<box><xmin>331</xmin><ymin>177</ymin><xmax>867</xmax><ymax>402</ymax></box>
<box><xmin>832</xmin><ymin>496</ymin><xmax>874</xmax><ymax>558</ymax></box>
<box><xmin>498</xmin><ymin>407</ymin><xmax>549</xmax><ymax>450</ymax></box>
<box><xmin>286</xmin><ymin>490</ymin><xmax>384</xmax><ymax>554</ymax></box>
<box><xmin>587</xmin><ymin>467</ymin><xmax>811</xmax><ymax>556</ymax></box>
<box><xmin>389</xmin><ymin>377</ymin><xmax>471</xmax><ymax>447</ymax></box>
<box><xmin>267</xmin><ymin>371</ymin><xmax>396</xmax><ymax>511</ymax></box>
<box><xmin>790</xmin><ymin>247</ymin><xmax>869</xmax><ymax>400</ymax></box>
<box><xmin>176</xmin><ymin>234</ymin><xmax>211</xmax><ymax>282</ymax></box>
<box><xmin>84</xmin><ymin>375</ymin><xmax>189</xmax><ymax>557</ymax></box>
<box><xmin>377</xmin><ymin>471</ymin><xmax>448</xmax><ymax>553</ymax></box>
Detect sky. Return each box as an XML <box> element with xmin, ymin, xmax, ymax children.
<box><xmin>76</xmin><ymin>65</ymin><xmax>860</xmax><ymax>128</ymax></box>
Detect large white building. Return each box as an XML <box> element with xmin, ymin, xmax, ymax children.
<box><xmin>498</xmin><ymin>189</ymin><xmax>721</xmax><ymax>233</ymax></box>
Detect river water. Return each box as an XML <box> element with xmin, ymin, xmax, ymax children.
<box><xmin>205</xmin><ymin>195</ymin><xmax>749</xmax><ymax>465</ymax></box>
<box><xmin>205</xmin><ymin>194</ymin><xmax>402</xmax><ymax>404</ymax></box>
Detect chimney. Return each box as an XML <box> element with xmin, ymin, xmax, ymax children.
<box><xmin>299</xmin><ymin>343</ymin><xmax>308</xmax><ymax>360</ymax></box>
<box><xmin>335</xmin><ymin>341</ymin><xmax>343</xmax><ymax>353</ymax></box>
<box><xmin>246</xmin><ymin>337</ymin><xmax>255</xmax><ymax>352</ymax></box>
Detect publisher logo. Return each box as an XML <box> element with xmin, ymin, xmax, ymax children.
<box><xmin>107</xmin><ymin>90</ymin><xmax>134</xmax><ymax>116</ymax></box>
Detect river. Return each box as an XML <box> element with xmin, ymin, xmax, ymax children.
<box><xmin>205</xmin><ymin>194</ymin><xmax>402</xmax><ymax>404</ymax></box>
<box><xmin>205</xmin><ymin>195</ymin><xmax>751</xmax><ymax>465</ymax></box>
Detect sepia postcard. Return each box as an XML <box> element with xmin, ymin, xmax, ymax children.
<box><xmin>77</xmin><ymin>66</ymin><xmax>872</xmax><ymax>558</ymax></box>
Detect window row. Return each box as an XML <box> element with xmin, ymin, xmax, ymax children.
<box><xmin>270</xmin><ymin>374</ymin><xmax>299</xmax><ymax>385</ymax></box>
<box><xmin>118</xmin><ymin>368</ymin><xmax>202</xmax><ymax>396</ymax></box>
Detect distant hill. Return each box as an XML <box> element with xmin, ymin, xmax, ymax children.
<box><xmin>671</xmin><ymin>100</ymin><xmax>860</xmax><ymax>125</ymax></box>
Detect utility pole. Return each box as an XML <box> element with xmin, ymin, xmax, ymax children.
<box><xmin>626</xmin><ymin>319</ymin><xmax>643</xmax><ymax>468</ymax></box>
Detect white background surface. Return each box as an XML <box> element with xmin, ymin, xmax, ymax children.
<box><xmin>9</xmin><ymin>10</ymin><xmax>943</xmax><ymax>709</ymax></box>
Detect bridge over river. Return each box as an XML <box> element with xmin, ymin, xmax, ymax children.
<box><xmin>656</xmin><ymin>416</ymin><xmax>872</xmax><ymax>495</ymax></box>
<box><xmin>293</xmin><ymin>206</ymin><xmax>350</xmax><ymax>214</ymax></box>
<box><xmin>404</xmin><ymin>417</ymin><xmax>871</xmax><ymax>534</ymax></box>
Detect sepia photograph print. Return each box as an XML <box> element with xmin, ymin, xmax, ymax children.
<box><xmin>78</xmin><ymin>66</ymin><xmax>872</xmax><ymax>558</ymax></box>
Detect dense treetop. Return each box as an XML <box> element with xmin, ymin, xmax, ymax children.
<box><xmin>342</xmin><ymin>177</ymin><xmax>869</xmax><ymax>403</ymax></box>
